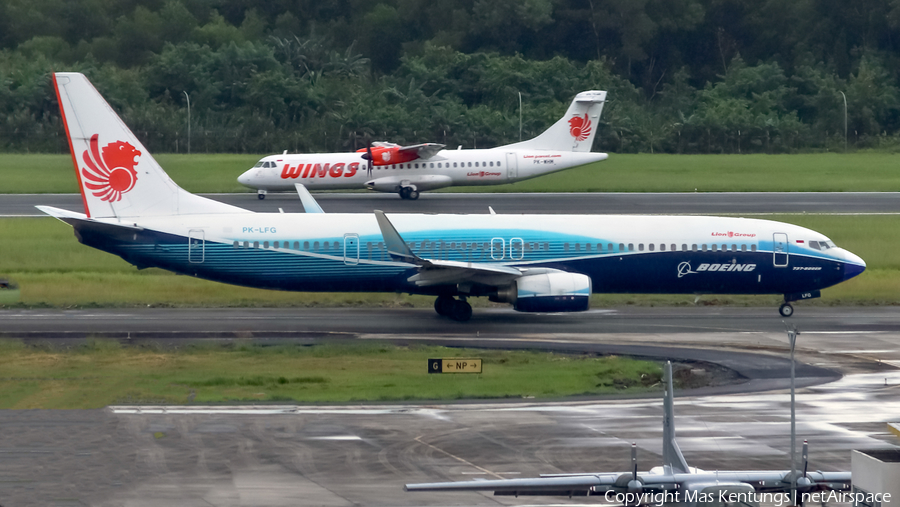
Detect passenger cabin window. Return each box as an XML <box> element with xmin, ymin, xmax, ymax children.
<box><xmin>608</xmin><ymin>243</ymin><xmax>614</xmax><ymax>252</ymax></box>
<box><xmin>253</xmin><ymin>241</ymin><xmax>259</xmax><ymax>249</ymax></box>
<box><xmin>628</xmin><ymin>243</ymin><xmax>634</xmax><ymax>251</ymax></box>
<box><xmin>640</xmin><ymin>244</ymin><xmax>645</xmax><ymax>251</ymax></box>
<box><xmin>701</xmin><ymin>244</ymin><xmax>707</xmax><ymax>252</ymax></box>
<box><xmin>233</xmin><ymin>241</ymin><xmax>239</xmax><ymax>248</ymax></box>
<box><xmin>263</xmin><ymin>241</ymin><xmax>269</xmax><ymax>249</ymax></box>
<box><xmin>619</xmin><ymin>243</ymin><xmax>625</xmax><ymax>252</ymax></box>
<box><xmin>741</xmin><ymin>244</ymin><xmax>747</xmax><ymax>252</ymax></box>
<box><xmin>660</xmin><ymin>244</ymin><xmax>665</xmax><ymax>251</ymax></box>
<box><xmin>751</xmin><ymin>245</ymin><xmax>757</xmax><ymax>252</ymax></box>
<box><xmin>273</xmin><ymin>241</ymin><xmax>279</xmax><ymax>249</ymax></box>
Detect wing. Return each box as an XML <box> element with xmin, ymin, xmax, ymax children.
<box><xmin>374</xmin><ymin>210</ymin><xmax>524</xmax><ymax>288</ymax></box>
<box><xmin>398</xmin><ymin>143</ymin><xmax>445</xmax><ymax>160</ymax></box>
<box><xmin>405</xmin><ymin>474</ymin><xmax>618</xmax><ymax>496</ymax></box>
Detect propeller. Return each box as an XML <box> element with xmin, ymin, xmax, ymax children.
<box><xmin>627</xmin><ymin>443</ymin><xmax>643</xmax><ymax>494</ymax></box>
<box><xmin>361</xmin><ymin>136</ymin><xmax>373</xmax><ymax>178</ymax></box>
<box><xmin>613</xmin><ymin>443</ymin><xmax>644</xmax><ymax>502</ymax></box>
<box><xmin>796</xmin><ymin>440</ymin><xmax>815</xmax><ymax>493</ymax></box>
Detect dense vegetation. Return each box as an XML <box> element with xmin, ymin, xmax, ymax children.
<box><xmin>3</xmin><ymin>0</ymin><xmax>900</xmax><ymax>154</ymax></box>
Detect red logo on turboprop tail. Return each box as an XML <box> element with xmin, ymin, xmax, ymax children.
<box><xmin>568</xmin><ymin>113</ymin><xmax>591</xmax><ymax>142</ymax></box>
<box><xmin>81</xmin><ymin>134</ymin><xmax>141</xmax><ymax>202</ymax></box>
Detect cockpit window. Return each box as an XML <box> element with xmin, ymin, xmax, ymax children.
<box><xmin>254</xmin><ymin>161</ymin><xmax>264</xmax><ymax>167</ymax></box>
<box><xmin>813</xmin><ymin>240</ymin><xmax>836</xmax><ymax>250</ymax></box>
<box><xmin>809</xmin><ymin>240</ymin><xmax>820</xmax><ymax>250</ymax></box>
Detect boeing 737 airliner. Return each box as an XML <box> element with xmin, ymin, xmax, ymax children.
<box><xmin>237</xmin><ymin>91</ymin><xmax>608</xmax><ymax>199</ymax></box>
<box><xmin>42</xmin><ymin>73</ymin><xmax>865</xmax><ymax>321</ymax></box>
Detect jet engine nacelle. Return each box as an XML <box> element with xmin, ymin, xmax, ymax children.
<box><xmin>491</xmin><ymin>272</ymin><xmax>591</xmax><ymax>313</ymax></box>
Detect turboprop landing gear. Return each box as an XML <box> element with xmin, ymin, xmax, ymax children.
<box><xmin>399</xmin><ymin>186</ymin><xmax>420</xmax><ymax>200</ymax></box>
<box><xmin>779</xmin><ymin>303</ymin><xmax>794</xmax><ymax>317</ymax></box>
<box><xmin>434</xmin><ymin>296</ymin><xmax>472</xmax><ymax>321</ymax></box>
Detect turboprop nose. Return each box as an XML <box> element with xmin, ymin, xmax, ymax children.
<box><xmin>841</xmin><ymin>250</ymin><xmax>866</xmax><ymax>282</ymax></box>
<box><xmin>237</xmin><ymin>169</ymin><xmax>254</xmax><ymax>187</ymax></box>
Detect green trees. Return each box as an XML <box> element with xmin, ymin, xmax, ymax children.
<box><xmin>4</xmin><ymin>0</ymin><xmax>900</xmax><ymax>153</ymax></box>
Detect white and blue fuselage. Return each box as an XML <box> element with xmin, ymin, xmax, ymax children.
<box><xmin>70</xmin><ymin>212</ymin><xmax>864</xmax><ymax>298</ymax></box>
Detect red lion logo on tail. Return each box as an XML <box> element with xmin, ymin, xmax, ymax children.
<box><xmin>568</xmin><ymin>113</ymin><xmax>592</xmax><ymax>142</ymax></box>
<box><xmin>81</xmin><ymin>134</ymin><xmax>141</xmax><ymax>202</ymax></box>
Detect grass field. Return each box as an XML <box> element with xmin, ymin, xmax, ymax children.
<box><xmin>3</xmin><ymin>152</ymin><xmax>900</xmax><ymax>193</ymax></box>
<box><xmin>0</xmin><ymin>214</ymin><xmax>895</xmax><ymax>308</ymax></box>
<box><xmin>0</xmin><ymin>340</ymin><xmax>663</xmax><ymax>409</ymax></box>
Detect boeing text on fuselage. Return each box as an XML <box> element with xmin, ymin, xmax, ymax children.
<box><xmin>42</xmin><ymin>73</ymin><xmax>865</xmax><ymax>322</ymax></box>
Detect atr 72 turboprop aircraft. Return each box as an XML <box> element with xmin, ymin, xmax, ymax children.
<box><xmin>42</xmin><ymin>73</ymin><xmax>865</xmax><ymax>321</ymax></box>
<box><xmin>405</xmin><ymin>362</ymin><xmax>853</xmax><ymax>504</ymax></box>
<box><xmin>236</xmin><ymin>91</ymin><xmax>608</xmax><ymax>199</ymax></box>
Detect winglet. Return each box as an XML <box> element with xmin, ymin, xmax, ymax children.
<box><xmin>662</xmin><ymin>361</ymin><xmax>691</xmax><ymax>474</ymax></box>
<box><xmin>294</xmin><ymin>183</ymin><xmax>325</xmax><ymax>213</ymax></box>
<box><xmin>374</xmin><ymin>210</ymin><xmax>419</xmax><ymax>263</ymax></box>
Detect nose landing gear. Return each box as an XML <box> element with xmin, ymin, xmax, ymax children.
<box><xmin>434</xmin><ymin>295</ymin><xmax>472</xmax><ymax>321</ymax></box>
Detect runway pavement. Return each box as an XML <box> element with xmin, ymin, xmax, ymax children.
<box><xmin>5</xmin><ymin>191</ymin><xmax>900</xmax><ymax>216</ymax></box>
<box><xmin>0</xmin><ymin>322</ymin><xmax>897</xmax><ymax>506</ymax></box>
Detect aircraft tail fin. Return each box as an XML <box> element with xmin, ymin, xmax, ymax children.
<box><xmin>53</xmin><ymin>72</ymin><xmax>246</xmax><ymax>219</ymax></box>
<box><xmin>663</xmin><ymin>361</ymin><xmax>691</xmax><ymax>474</ymax></box>
<box><xmin>500</xmin><ymin>91</ymin><xmax>606</xmax><ymax>152</ymax></box>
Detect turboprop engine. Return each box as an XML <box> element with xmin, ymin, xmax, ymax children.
<box><xmin>490</xmin><ymin>271</ymin><xmax>591</xmax><ymax>313</ymax></box>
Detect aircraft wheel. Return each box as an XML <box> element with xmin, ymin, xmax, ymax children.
<box><xmin>434</xmin><ymin>295</ymin><xmax>454</xmax><ymax>316</ymax></box>
<box><xmin>779</xmin><ymin>303</ymin><xmax>794</xmax><ymax>317</ymax></box>
<box><xmin>449</xmin><ymin>300</ymin><xmax>473</xmax><ymax>322</ymax></box>
<box><xmin>408</xmin><ymin>190</ymin><xmax>419</xmax><ymax>200</ymax></box>
<box><xmin>399</xmin><ymin>187</ymin><xmax>411</xmax><ymax>199</ymax></box>
<box><xmin>257</xmin><ymin>194</ymin><xmax>266</xmax><ymax>200</ymax></box>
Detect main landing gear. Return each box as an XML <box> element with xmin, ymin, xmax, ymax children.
<box><xmin>398</xmin><ymin>186</ymin><xmax>420</xmax><ymax>200</ymax></box>
<box><xmin>434</xmin><ymin>295</ymin><xmax>472</xmax><ymax>322</ymax></box>
<box><xmin>779</xmin><ymin>302</ymin><xmax>794</xmax><ymax>317</ymax></box>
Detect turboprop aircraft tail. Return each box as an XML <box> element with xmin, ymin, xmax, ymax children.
<box><xmin>500</xmin><ymin>90</ymin><xmax>606</xmax><ymax>152</ymax></box>
<box><xmin>662</xmin><ymin>361</ymin><xmax>691</xmax><ymax>474</ymax></box>
<box><xmin>52</xmin><ymin>72</ymin><xmax>246</xmax><ymax>219</ymax></box>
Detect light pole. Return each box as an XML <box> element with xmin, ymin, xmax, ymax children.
<box><xmin>839</xmin><ymin>91</ymin><xmax>847</xmax><ymax>151</ymax></box>
<box><xmin>183</xmin><ymin>91</ymin><xmax>191</xmax><ymax>155</ymax></box>
<box><xmin>518</xmin><ymin>91</ymin><xmax>523</xmax><ymax>142</ymax></box>
<box><xmin>786</xmin><ymin>324</ymin><xmax>799</xmax><ymax>506</ymax></box>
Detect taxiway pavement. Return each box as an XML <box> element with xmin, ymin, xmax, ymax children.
<box><xmin>0</xmin><ymin>320</ymin><xmax>897</xmax><ymax>506</ymax></box>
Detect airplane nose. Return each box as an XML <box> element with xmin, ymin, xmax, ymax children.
<box><xmin>237</xmin><ymin>170</ymin><xmax>252</xmax><ymax>187</ymax></box>
<box><xmin>841</xmin><ymin>250</ymin><xmax>866</xmax><ymax>282</ymax></box>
